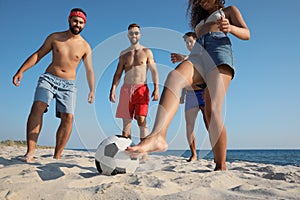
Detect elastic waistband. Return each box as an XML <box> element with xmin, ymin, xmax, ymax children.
<box><xmin>43</xmin><ymin>73</ymin><xmax>76</xmax><ymax>84</ymax></box>
<box><xmin>122</xmin><ymin>84</ymin><xmax>147</xmax><ymax>88</ymax></box>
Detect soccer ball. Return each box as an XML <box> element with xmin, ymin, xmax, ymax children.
<box><xmin>95</xmin><ymin>135</ymin><xmax>139</xmax><ymax>176</ymax></box>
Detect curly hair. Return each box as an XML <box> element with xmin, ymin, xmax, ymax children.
<box><xmin>187</xmin><ymin>0</ymin><xmax>225</xmax><ymax>29</ymax></box>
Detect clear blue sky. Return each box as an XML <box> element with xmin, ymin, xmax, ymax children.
<box><xmin>1</xmin><ymin>0</ymin><xmax>299</xmax><ymax>150</ymax></box>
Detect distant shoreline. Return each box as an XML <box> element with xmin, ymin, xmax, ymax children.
<box><xmin>1</xmin><ymin>140</ymin><xmax>299</xmax><ymax>166</ymax></box>
<box><xmin>2</xmin><ymin>140</ymin><xmax>298</xmax><ymax>151</ymax></box>
<box><xmin>71</xmin><ymin>148</ymin><xmax>300</xmax><ymax>167</ymax></box>
<box><xmin>0</xmin><ymin>140</ymin><xmax>53</xmax><ymax>149</ymax></box>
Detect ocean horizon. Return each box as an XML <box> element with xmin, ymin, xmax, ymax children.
<box><xmin>73</xmin><ymin>148</ymin><xmax>300</xmax><ymax>167</ymax></box>
<box><xmin>155</xmin><ymin>149</ymin><xmax>300</xmax><ymax>167</ymax></box>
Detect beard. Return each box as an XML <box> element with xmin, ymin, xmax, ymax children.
<box><xmin>130</xmin><ymin>38</ymin><xmax>139</xmax><ymax>45</ymax></box>
<box><xmin>69</xmin><ymin>23</ymin><xmax>83</xmax><ymax>35</ymax></box>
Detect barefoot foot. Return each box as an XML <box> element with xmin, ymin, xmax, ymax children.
<box><xmin>186</xmin><ymin>155</ymin><xmax>197</xmax><ymax>162</ymax></box>
<box><xmin>53</xmin><ymin>154</ymin><xmax>62</xmax><ymax>159</ymax></box>
<box><xmin>214</xmin><ymin>163</ymin><xmax>227</xmax><ymax>171</ymax></box>
<box><xmin>19</xmin><ymin>154</ymin><xmax>35</xmax><ymax>162</ymax></box>
<box><xmin>126</xmin><ymin>134</ymin><xmax>168</xmax><ymax>154</ymax></box>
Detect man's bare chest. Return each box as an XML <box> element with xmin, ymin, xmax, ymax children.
<box><xmin>123</xmin><ymin>50</ymin><xmax>148</xmax><ymax>67</ymax></box>
<box><xmin>52</xmin><ymin>40</ymin><xmax>85</xmax><ymax>61</ymax></box>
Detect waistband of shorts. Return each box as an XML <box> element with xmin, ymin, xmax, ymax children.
<box><xmin>197</xmin><ymin>31</ymin><xmax>228</xmax><ymax>40</ymax></box>
<box><xmin>122</xmin><ymin>83</ymin><xmax>147</xmax><ymax>88</ymax></box>
<box><xmin>43</xmin><ymin>73</ymin><xmax>76</xmax><ymax>84</ymax></box>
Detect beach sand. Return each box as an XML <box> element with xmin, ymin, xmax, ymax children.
<box><xmin>0</xmin><ymin>145</ymin><xmax>299</xmax><ymax>200</ymax></box>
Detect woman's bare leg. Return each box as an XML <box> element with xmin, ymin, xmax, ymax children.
<box><xmin>127</xmin><ymin>61</ymin><xmax>200</xmax><ymax>153</ymax></box>
<box><xmin>205</xmin><ymin>65</ymin><xmax>232</xmax><ymax>170</ymax></box>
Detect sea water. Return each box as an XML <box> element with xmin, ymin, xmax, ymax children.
<box><xmin>153</xmin><ymin>149</ymin><xmax>300</xmax><ymax>167</ymax></box>
<box><xmin>85</xmin><ymin>149</ymin><xmax>300</xmax><ymax>167</ymax></box>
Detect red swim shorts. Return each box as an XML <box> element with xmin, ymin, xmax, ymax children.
<box><xmin>116</xmin><ymin>84</ymin><xmax>150</xmax><ymax>119</ymax></box>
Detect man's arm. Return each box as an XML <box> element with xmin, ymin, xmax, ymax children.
<box><xmin>109</xmin><ymin>54</ymin><xmax>124</xmax><ymax>103</ymax></box>
<box><xmin>146</xmin><ymin>49</ymin><xmax>159</xmax><ymax>101</ymax></box>
<box><xmin>12</xmin><ymin>34</ymin><xmax>53</xmax><ymax>86</ymax></box>
<box><xmin>83</xmin><ymin>43</ymin><xmax>95</xmax><ymax>104</ymax></box>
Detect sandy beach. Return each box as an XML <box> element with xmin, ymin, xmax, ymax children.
<box><xmin>0</xmin><ymin>144</ymin><xmax>299</xmax><ymax>200</ymax></box>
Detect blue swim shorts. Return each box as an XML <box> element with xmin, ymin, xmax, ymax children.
<box><xmin>185</xmin><ymin>89</ymin><xmax>205</xmax><ymax>111</ymax></box>
<box><xmin>34</xmin><ymin>73</ymin><xmax>77</xmax><ymax>118</ymax></box>
<box><xmin>188</xmin><ymin>32</ymin><xmax>235</xmax><ymax>80</ymax></box>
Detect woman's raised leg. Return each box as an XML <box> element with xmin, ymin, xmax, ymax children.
<box><xmin>127</xmin><ymin>61</ymin><xmax>201</xmax><ymax>153</ymax></box>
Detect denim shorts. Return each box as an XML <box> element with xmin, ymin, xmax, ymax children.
<box><xmin>185</xmin><ymin>89</ymin><xmax>205</xmax><ymax>111</ymax></box>
<box><xmin>188</xmin><ymin>32</ymin><xmax>235</xmax><ymax>80</ymax></box>
<box><xmin>34</xmin><ymin>73</ymin><xmax>77</xmax><ymax>118</ymax></box>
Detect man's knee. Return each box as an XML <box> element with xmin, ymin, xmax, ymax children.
<box><xmin>60</xmin><ymin>113</ymin><xmax>74</xmax><ymax>123</ymax></box>
<box><xmin>30</xmin><ymin>101</ymin><xmax>48</xmax><ymax>115</ymax></box>
<box><xmin>135</xmin><ymin>115</ymin><xmax>146</xmax><ymax>126</ymax></box>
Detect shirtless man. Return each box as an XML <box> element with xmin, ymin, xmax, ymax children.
<box><xmin>12</xmin><ymin>8</ymin><xmax>95</xmax><ymax>162</ymax></box>
<box><xmin>109</xmin><ymin>23</ymin><xmax>159</xmax><ymax>159</ymax></box>
<box><xmin>171</xmin><ymin>32</ymin><xmax>208</xmax><ymax>162</ymax></box>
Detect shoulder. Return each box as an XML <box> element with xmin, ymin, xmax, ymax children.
<box><xmin>143</xmin><ymin>47</ymin><xmax>151</xmax><ymax>52</ymax></box>
<box><xmin>40</xmin><ymin>32</ymin><xmax>61</xmax><ymax>47</ymax></box>
<box><xmin>76</xmin><ymin>35</ymin><xmax>92</xmax><ymax>53</ymax></box>
<box><xmin>83</xmin><ymin>38</ymin><xmax>92</xmax><ymax>50</ymax></box>
<box><xmin>48</xmin><ymin>31</ymin><xmax>66</xmax><ymax>39</ymax></box>
<box><xmin>45</xmin><ymin>32</ymin><xmax>58</xmax><ymax>42</ymax></box>
<box><xmin>143</xmin><ymin>47</ymin><xmax>153</xmax><ymax>55</ymax></box>
<box><xmin>223</xmin><ymin>5</ymin><xmax>242</xmax><ymax>20</ymax></box>
<box><xmin>224</xmin><ymin>5</ymin><xmax>238</xmax><ymax>11</ymax></box>
<box><xmin>45</xmin><ymin>31</ymin><xmax>67</xmax><ymax>44</ymax></box>
<box><xmin>120</xmin><ymin>48</ymin><xmax>130</xmax><ymax>57</ymax></box>
<box><xmin>117</xmin><ymin>49</ymin><xmax>130</xmax><ymax>63</ymax></box>
<box><xmin>223</xmin><ymin>5</ymin><xmax>240</xmax><ymax>15</ymax></box>
<box><xmin>143</xmin><ymin>48</ymin><xmax>155</xmax><ymax>63</ymax></box>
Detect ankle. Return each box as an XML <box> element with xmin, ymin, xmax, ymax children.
<box><xmin>214</xmin><ymin>163</ymin><xmax>226</xmax><ymax>171</ymax></box>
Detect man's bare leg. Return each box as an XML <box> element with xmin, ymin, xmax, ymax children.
<box><xmin>187</xmin><ymin>139</ymin><xmax>197</xmax><ymax>162</ymax></box>
<box><xmin>136</xmin><ymin>115</ymin><xmax>149</xmax><ymax>161</ymax></box>
<box><xmin>185</xmin><ymin>107</ymin><xmax>199</xmax><ymax>162</ymax></box>
<box><xmin>122</xmin><ymin>118</ymin><xmax>132</xmax><ymax>138</ymax></box>
<box><xmin>23</xmin><ymin>101</ymin><xmax>48</xmax><ymax>162</ymax></box>
<box><xmin>53</xmin><ymin>113</ymin><xmax>74</xmax><ymax>159</ymax></box>
<box><xmin>127</xmin><ymin>61</ymin><xmax>197</xmax><ymax>153</ymax></box>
